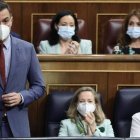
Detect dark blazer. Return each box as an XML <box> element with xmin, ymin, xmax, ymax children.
<box><xmin>0</xmin><ymin>36</ymin><xmax>45</xmax><ymax>137</ymax></box>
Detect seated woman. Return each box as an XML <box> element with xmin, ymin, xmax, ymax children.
<box><xmin>113</xmin><ymin>9</ymin><xmax>140</xmax><ymax>54</ymax></box>
<box><xmin>130</xmin><ymin>112</ymin><xmax>140</xmax><ymax>137</ymax></box>
<box><xmin>38</xmin><ymin>10</ymin><xmax>92</xmax><ymax>54</ymax></box>
<box><xmin>58</xmin><ymin>87</ymin><xmax>114</xmax><ymax>137</ymax></box>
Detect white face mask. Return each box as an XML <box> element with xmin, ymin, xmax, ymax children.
<box><xmin>58</xmin><ymin>26</ymin><xmax>75</xmax><ymax>40</ymax></box>
<box><xmin>0</xmin><ymin>24</ymin><xmax>10</xmax><ymax>41</ymax></box>
<box><xmin>77</xmin><ymin>102</ymin><xmax>96</xmax><ymax>116</ymax></box>
<box><xmin>126</xmin><ymin>26</ymin><xmax>140</xmax><ymax>39</ymax></box>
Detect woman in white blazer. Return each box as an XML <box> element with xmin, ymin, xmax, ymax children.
<box><xmin>39</xmin><ymin>10</ymin><xmax>92</xmax><ymax>54</ymax></box>
<box><xmin>130</xmin><ymin>112</ymin><xmax>140</xmax><ymax>137</ymax></box>
<box><xmin>58</xmin><ymin>87</ymin><xmax>114</xmax><ymax>137</ymax></box>
<box><xmin>39</xmin><ymin>39</ymin><xmax>92</xmax><ymax>54</ymax></box>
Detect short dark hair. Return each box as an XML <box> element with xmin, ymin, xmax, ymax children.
<box><xmin>48</xmin><ymin>10</ymin><xmax>80</xmax><ymax>46</ymax></box>
<box><xmin>0</xmin><ymin>1</ymin><xmax>12</xmax><ymax>15</ymax></box>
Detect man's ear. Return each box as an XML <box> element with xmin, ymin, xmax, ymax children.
<box><xmin>10</xmin><ymin>16</ymin><xmax>13</xmax><ymax>28</ymax></box>
<box><xmin>11</xmin><ymin>16</ymin><xmax>13</xmax><ymax>22</ymax></box>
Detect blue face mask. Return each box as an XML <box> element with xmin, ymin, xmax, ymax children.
<box><xmin>126</xmin><ymin>26</ymin><xmax>140</xmax><ymax>39</ymax></box>
<box><xmin>58</xmin><ymin>26</ymin><xmax>75</xmax><ymax>40</ymax></box>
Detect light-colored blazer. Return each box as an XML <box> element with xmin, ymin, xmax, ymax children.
<box><xmin>39</xmin><ymin>39</ymin><xmax>92</xmax><ymax>54</ymax></box>
<box><xmin>0</xmin><ymin>36</ymin><xmax>45</xmax><ymax>137</ymax></box>
<box><xmin>130</xmin><ymin>112</ymin><xmax>140</xmax><ymax>137</ymax></box>
<box><xmin>58</xmin><ymin>118</ymin><xmax>114</xmax><ymax>137</ymax></box>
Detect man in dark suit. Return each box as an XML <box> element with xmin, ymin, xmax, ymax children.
<box><xmin>0</xmin><ymin>1</ymin><xmax>45</xmax><ymax>137</ymax></box>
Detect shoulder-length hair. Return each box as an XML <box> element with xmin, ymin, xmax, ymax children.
<box><xmin>48</xmin><ymin>10</ymin><xmax>80</xmax><ymax>46</ymax></box>
<box><xmin>67</xmin><ymin>87</ymin><xmax>106</xmax><ymax>125</ymax></box>
<box><xmin>118</xmin><ymin>9</ymin><xmax>140</xmax><ymax>47</ymax></box>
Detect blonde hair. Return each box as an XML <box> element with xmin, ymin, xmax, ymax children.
<box><xmin>67</xmin><ymin>87</ymin><xmax>106</xmax><ymax>125</ymax></box>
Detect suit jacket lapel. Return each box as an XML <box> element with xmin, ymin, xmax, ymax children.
<box><xmin>0</xmin><ymin>76</ymin><xmax>3</xmax><ymax>90</ymax></box>
<box><xmin>6</xmin><ymin>36</ymin><xmax>20</xmax><ymax>90</ymax></box>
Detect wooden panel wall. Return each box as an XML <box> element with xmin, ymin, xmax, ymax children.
<box><xmin>5</xmin><ymin>0</ymin><xmax>140</xmax><ymax>53</ymax></box>
<box><xmin>27</xmin><ymin>55</ymin><xmax>140</xmax><ymax>137</ymax></box>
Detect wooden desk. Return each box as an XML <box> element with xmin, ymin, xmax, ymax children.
<box><xmin>29</xmin><ymin>55</ymin><xmax>140</xmax><ymax>137</ymax></box>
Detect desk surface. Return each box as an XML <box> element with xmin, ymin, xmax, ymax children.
<box><xmin>38</xmin><ymin>55</ymin><xmax>140</xmax><ymax>72</ymax></box>
<box><xmin>38</xmin><ymin>54</ymin><xmax>140</xmax><ymax>62</ymax></box>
